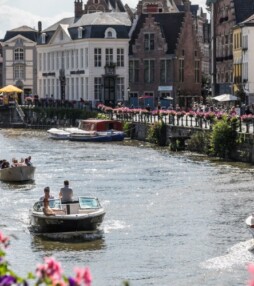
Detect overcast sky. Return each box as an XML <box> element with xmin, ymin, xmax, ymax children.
<box><xmin>0</xmin><ymin>0</ymin><xmax>207</xmax><ymax>39</ymax></box>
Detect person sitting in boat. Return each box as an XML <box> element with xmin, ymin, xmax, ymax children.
<box><xmin>42</xmin><ymin>187</ymin><xmax>55</xmax><ymax>216</ymax></box>
<box><xmin>18</xmin><ymin>158</ymin><xmax>26</xmax><ymax>166</ymax></box>
<box><xmin>59</xmin><ymin>180</ymin><xmax>73</xmax><ymax>203</ymax></box>
<box><xmin>11</xmin><ymin>158</ymin><xmax>18</xmax><ymax>167</ymax></box>
<box><xmin>40</xmin><ymin>186</ymin><xmax>54</xmax><ymax>201</ymax></box>
<box><xmin>1</xmin><ymin>160</ymin><xmax>9</xmax><ymax>169</ymax></box>
<box><xmin>25</xmin><ymin>156</ymin><xmax>32</xmax><ymax>166</ymax></box>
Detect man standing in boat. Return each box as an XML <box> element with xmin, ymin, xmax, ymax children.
<box><xmin>59</xmin><ymin>180</ymin><xmax>73</xmax><ymax>203</ymax></box>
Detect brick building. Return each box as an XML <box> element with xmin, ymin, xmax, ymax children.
<box><xmin>129</xmin><ymin>0</ymin><xmax>202</xmax><ymax>109</ymax></box>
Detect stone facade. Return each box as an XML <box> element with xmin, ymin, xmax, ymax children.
<box><xmin>2</xmin><ymin>26</ymin><xmax>38</xmax><ymax>102</ymax></box>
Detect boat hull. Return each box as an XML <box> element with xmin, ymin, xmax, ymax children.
<box><xmin>30</xmin><ymin>211</ymin><xmax>105</xmax><ymax>233</ymax></box>
<box><xmin>69</xmin><ymin>132</ymin><xmax>125</xmax><ymax>142</ymax></box>
<box><xmin>0</xmin><ymin>166</ymin><xmax>36</xmax><ymax>182</ymax></box>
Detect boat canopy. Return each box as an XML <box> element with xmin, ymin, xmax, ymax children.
<box><xmin>78</xmin><ymin>119</ymin><xmax>123</xmax><ymax>132</ymax></box>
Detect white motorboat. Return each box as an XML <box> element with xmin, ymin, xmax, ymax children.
<box><xmin>29</xmin><ymin>196</ymin><xmax>105</xmax><ymax>233</ymax></box>
<box><xmin>47</xmin><ymin>119</ymin><xmax>125</xmax><ymax>142</ymax></box>
<box><xmin>0</xmin><ymin>166</ymin><xmax>36</xmax><ymax>182</ymax></box>
<box><xmin>246</xmin><ymin>214</ymin><xmax>254</xmax><ymax>237</ymax></box>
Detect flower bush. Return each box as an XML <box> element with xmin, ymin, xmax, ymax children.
<box><xmin>241</xmin><ymin>114</ymin><xmax>254</xmax><ymax>122</ymax></box>
<box><xmin>0</xmin><ymin>231</ymin><xmax>92</xmax><ymax>286</ymax></box>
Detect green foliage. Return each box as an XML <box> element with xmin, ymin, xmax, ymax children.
<box><xmin>123</xmin><ymin>122</ymin><xmax>132</xmax><ymax>137</ymax></box>
<box><xmin>210</xmin><ymin>117</ymin><xmax>238</xmax><ymax>158</ymax></box>
<box><xmin>186</xmin><ymin>131</ymin><xmax>211</xmax><ymax>154</ymax></box>
<box><xmin>96</xmin><ymin>113</ymin><xmax>110</xmax><ymax>120</ymax></box>
<box><xmin>147</xmin><ymin>120</ymin><xmax>167</xmax><ymax>146</ymax></box>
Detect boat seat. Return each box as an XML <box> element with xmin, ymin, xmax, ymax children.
<box><xmin>53</xmin><ymin>209</ymin><xmax>66</xmax><ymax>215</ymax></box>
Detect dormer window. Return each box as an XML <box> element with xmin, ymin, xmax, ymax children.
<box><xmin>78</xmin><ymin>27</ymin><xmax>83</xmax><ymax>39</ymax></box>
<box><xmin>105</xmin><ymin>28</ymin><xmax>116</xmax><ymax>39</ymax></box>
<box><xmin>94</xmin><ymin>0</ymin><xmax>99</xmax><ymax>3</ymax></box>
<box><xmin>41</xmin><ymin>33</ymin><xmax>46</xmax><ymax>44</ymax></box>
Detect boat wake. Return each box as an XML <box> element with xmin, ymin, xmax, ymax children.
<box><xmin>103</xmin><ymin>220</ymin><xmax>130</xmax><ymax>233</ymax></box>
<box><xmin>201</xmin><ymin>239</ymin><xmax>254</xmax><ymax>271</ymax></box>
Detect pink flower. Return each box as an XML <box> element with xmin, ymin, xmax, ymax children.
<box><xmin>0</xmin><ymin>231</ymin><xmax>10</xmax><ymax>248</ymax></box>
<box><xmin>74</xmin><ymin>267</ymin><xmax>92</xmax><ymax>286</ymax></box>
<box><xmin>248</xmin><ymin>264</ymin><xmax>254</xmax><ymax>286</ymax></box>
<box><xmin>36</xmin><ymin>257</ymin><xmax>63</xmax><ymax>283</ymax></box>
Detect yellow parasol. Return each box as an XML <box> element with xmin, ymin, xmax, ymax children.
<box><xmin>0</xmin><ymin>85</ymin><xmax>23</xmax><ymax>93</ymax></box>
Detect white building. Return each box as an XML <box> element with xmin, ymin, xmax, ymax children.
<box><xmin>2</xmin><ymin>26</ymin><xmax>38</xmax><ymax>101</ymax></box>
<box><xmin>37</xmin><ymin>8</ymin><xmax>131</xmax><ymax>107</ymax></box>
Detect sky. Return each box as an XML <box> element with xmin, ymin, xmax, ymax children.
<box><xmin>0</xmin><ymin>0</ymin><xmax>207</xmax><ymax>39</ymax></box>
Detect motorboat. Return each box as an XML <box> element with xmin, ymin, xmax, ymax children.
<box><xmin>0</xmin><ymin>166</ymin><xmax>35</xmax><ymax>182</ymax></box>
<box><xmin>29</xmin><ymin>196</ymin><xmax>105</xmax><ymax>233</ymax></box>
<box><xmin>69</xmin><ymin>130</ymin><xmax>125</xmax><ymax>142</ymax></box>
<box><xmin>47</xmin><ymin>119</ymin><xmax>125</xmax><ymax>142</ymax></box>
<box><xmin>246</xmin><ymin>214</ymin><xmax>254</xmax><ymax>237</ymax></box>
<box><xmin>47</xmin><ymin>128</ymin><xmax>71</xmax><ymax>140</ymax></box>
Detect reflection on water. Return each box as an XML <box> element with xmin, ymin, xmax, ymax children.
<box><xmin>31</xmin><ymin>235</ymin><xmax>106</xmax><ymax>252</ymax></box>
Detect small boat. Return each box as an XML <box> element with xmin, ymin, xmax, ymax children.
<box><xmin>69</xmin><ymin>130</ymin><xmax>125</xmax><ymax>142</ymax></box>
<box><xmin>246</xmin><ymin>214</ymin><xmax>254</xmax><ymax>237</ymax></box>
<box><xmin>47</xmin><ymin>119</ymin><xmax>125</xmax><ymax>142</ymax></box>
<box><xmin>47</xmin><ymin>128</ymin><xmax>71</xmax><ymax>140</ymax></box>
<box><xmin>0</xmin><ymin>166</ymin><xmax>36</xmax><ymax>182</ymax></box>
<box><xmin>29</xmin><ymin>196</ymin><xmax>105</xmax><ymax>233</ymax></box>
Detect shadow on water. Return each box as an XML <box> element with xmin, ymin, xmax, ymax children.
<box><xmin>0</xmin><ymin>180</ymin><xmax>36</xmax><ymax>191</ymax></box>
<box><xmin>30</xmin><ymin>231</ymin><xmax>106</xmax><ymax>252</ymax></box>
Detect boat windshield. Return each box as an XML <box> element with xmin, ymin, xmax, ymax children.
<box><xmin>33</xmin><ymin>199</ymin><xmax>62</xmax><ymax>212</ymax></box>
<box><xmin>79</xmin><ymin>197</ymin><xmax>100</xmax><ymax>209</ymax></box>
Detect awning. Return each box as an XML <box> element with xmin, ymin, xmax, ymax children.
<box><xmin>158</xmin><ymin>86</ymin><xmax>173</xmax><ymax>92</ymax></box>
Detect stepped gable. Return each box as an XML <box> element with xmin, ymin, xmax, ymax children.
<box><xmin>234</xmin><ymin>0</ymin><xmax>254</xmax><ymax>24</ymax></box>
<box><xmin>3</xmin><ymin>26</ymin><xmax>38</xmax><ymax>42</ymax></box>
<box><xmin>129</xmin><ymin>12</ymin><xmax>185</xmax><ymax>55</ymax></box>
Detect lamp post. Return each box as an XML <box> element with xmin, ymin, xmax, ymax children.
<box><xmin>127</xmin><ymin>87</ymin><xmax>130</xmax><ymax>106</ymax></box>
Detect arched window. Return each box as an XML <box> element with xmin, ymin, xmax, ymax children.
<box><xmin>14</xmin><ymin>48</ymin><xmax>24</xmax><ymax>61</ymax></box>
<box><xmin>104</xmin><ymin>28</ymin><xmax>117</xmax><ymax>39</ymax></box>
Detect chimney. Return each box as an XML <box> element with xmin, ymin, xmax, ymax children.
<box><xmin>38</xmin><ymin>21</ymin><xmax>42</xmax><ymax>33</ymax></box>
<box><xmin>74</xmin><ymin>0</ymin><xmax>83</xmax><ymax>18</ymax></box>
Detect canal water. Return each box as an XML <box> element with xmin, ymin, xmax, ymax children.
<box><xmin>0</xmin><ymin>129</ymin><xmax>254</xmax><ymax>285</ymax></box>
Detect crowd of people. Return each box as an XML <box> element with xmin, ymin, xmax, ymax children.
<box><xmin>0</xmin><ymin>156</ymin><xmax>32</xmax><ymax>169</ymax></box>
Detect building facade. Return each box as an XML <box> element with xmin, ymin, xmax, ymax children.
<box><xmin>207</xmin><ymin>0</ymin><xmax>254</xmax><ymax>96</ymax></box>
<box><xmin>37</xmin><ymin>0</ymin><xmax>131</xmax><ymax>107</ymax></box>
<box><xmin>233</xmin><ymin>14</ymin><xmax>254</xmax><ymax>104</ymax></box>
<box><xmin>129</xmin><ymin>0</ymin><xmax>202</xmax><ymax>108</ymax></box>
<box><xmin>2</xmin><ymin>26</ymin><xmax>38</xmax><ymax>101</ymax></box>
<box><xmin>0</xmin><ymin>42</ymin><xmax>3</xmax><ymax>88</ymax></box>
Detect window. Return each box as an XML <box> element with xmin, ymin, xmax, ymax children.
<box><xmin>129</xmin><ymin>60</ymin><xmax>139</xmax><ymax>83</ymax></box>
<box><xmin>94</xmin><ymin>48</ymin><xmax>102</xmax><ymax>67</ymax></box>
<box><xmin>160</xmin><ymin>60</ymin><xmax>171</xmax><ymax>83</ymax></box>
<box><xmin>144</xmin><ymin>60</ymin><xmax>155</xmax><ymax>83</ymax></box>
<box><xmin>144</xmin><ymin>33</ymin><xmax>154</xmax><ymax>51</ymax></box>
<box><xmin>94</xmin><ymin>78</ymin><xmax>102</xmax><ymax>100</ymax></box>
<box><xmin>14</xmin><ymin>65</ymin><xmax>24</xmax><ymax>79</ymax></box>
<box><xmin>105</xmin><ymin>28</ymin><xmax>116</xmax><ymax>39</ymax></box>
<box><xmin>61</xmin><ymin>51</ymin><xmax>65</xmax><ymax>69</ymax></box>
<box><xmin>194</xmin><ymin>60</ymin><xmax>200</xmax><ymax>83</ymax></box>
<box><xmin>14</xmin><ymin>48</ymin><xmax>24</xmax><ymax>61</ymax></box>
<box><xmin>78</xmin><ymin>27</ymin><xmax>83</xmax><ymax>39</ymax></box>
<box><xmin>117</xmin><ymin>48</ymin><xmax>124</xmax><ymax>67</ymax></box>
<box><xmin>179</xmin><ymin>59</ymin><xmax>184</xmax><ymax>82</ymax></box>
<box><xmin>105</xmin><ymin>48</ymin><xmax>113</xmax><ymax>65</ymax></box>
<box><xmin>116</xmin><ymin>78</ymin><xmax>124</xmax><ymax>101</ymax></box>
<box><xmin>41</xmin><ymin>33</ymin><xmax>46</xmax><ymax>44</ymax></box>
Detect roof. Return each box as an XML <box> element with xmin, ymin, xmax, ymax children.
<box><xmin>3</xmin><ymin>26</ymin><xmax>38</xmax><ymax>42</ymax></box>
<box><xmin>234</xmin><ymin>0</ymin><xmax>254</xmax><ymax>24</ymax></box>
<box><xmin>129</xmin><ymin>12</ymin><xmax>185</xmax><ymax>55</ymax></box>
<box><xmin>206</xmin><ymin>0</ymin><xmax>254</xmax><ymax>24</ymax></box>
<box><xmin>39</xmin><ymin>12</ymin><xmax>131</xmax><ymax>44</ymax></box>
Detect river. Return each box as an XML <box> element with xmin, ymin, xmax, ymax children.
<box><xmin>0</xmin><ymin>129</ymin><xmax>254</xmax><ymax>286</ymax></box>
